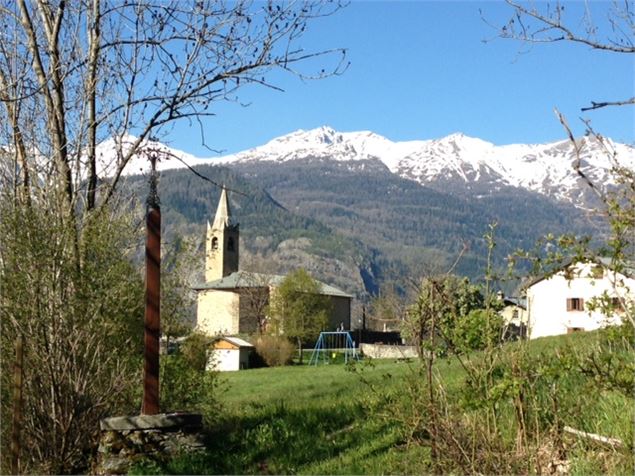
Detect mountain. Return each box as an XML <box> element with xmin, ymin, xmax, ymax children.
<box><xmin>101</xmin><ymin>126</ymin><xmax>634</xmax><ymax>211</ymax></box>
<box><xmin>213</xmin><ymin>126</ymin><xmax>634</xmax><ymax>209</ymax></box>
<box><xmin>107</xmin><ymin>127</ymin><xmax>632</xmax><ymax>300</ymax></box>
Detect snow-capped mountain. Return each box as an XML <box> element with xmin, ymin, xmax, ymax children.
<box><xmin>214</xmin><ymin>126</ymin><xmax>634</xmax><ymax>207</ymax></box>
<box><xmin>102</xmin><ymin>126</ymin><xmax>634</xmax><ymax>209</ymax></box>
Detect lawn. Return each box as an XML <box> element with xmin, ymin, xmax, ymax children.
<box><xmin>132</xmin><ymin>331</ymin><xmax>634</xmax><ymax>475</ymax></box>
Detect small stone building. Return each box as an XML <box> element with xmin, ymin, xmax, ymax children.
<box><xmin>194</xmin><ymin>187</ymin><xmax>352</xmax><ymax>336</ymax></box>
<box><xmin>207</xmin><ymin>336</ymin><xmax>254</xmax><ymax>372</ymax></box>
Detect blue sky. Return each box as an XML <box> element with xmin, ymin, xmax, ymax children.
<box><xmin>169</xmin><ymin>1</ymin><xmax>634</xmax><ymax>156</ymax></box>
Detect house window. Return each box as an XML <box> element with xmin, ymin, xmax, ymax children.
<box><xmin>227</xmin><ymin>237</ymin><xmax>235</xmax><ymax>252</ymax></box>
<box><xmin>211</xmin><ymin>237</ymin><xmax>218</xmax><ymax>250</ymax></box>
<box><xmin>566</xmin><ymin>298</ymin><xmax>584</xmax><ymax>311</ymax></box>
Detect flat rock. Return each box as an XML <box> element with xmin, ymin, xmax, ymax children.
<box><xmin>100</xmin><ymin>412</ymin><xmax>202</xmax><ymax>431</ymax></box>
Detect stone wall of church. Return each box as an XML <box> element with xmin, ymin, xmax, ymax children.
<box><xmin>196</xmin><ymin>289</ymin><xmax>240</xmax><ymax>335</ymax></box>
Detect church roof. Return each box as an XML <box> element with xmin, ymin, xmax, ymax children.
<box><xmin>193</xmin><ymin>270</ymin><xmax>353</xmax><ymax>298</ymax></box>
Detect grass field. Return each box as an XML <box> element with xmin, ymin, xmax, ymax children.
<box><xmin>132</xmin><ymin>331</ymin><xmax>634</xmax><ymax>475</ymax></box>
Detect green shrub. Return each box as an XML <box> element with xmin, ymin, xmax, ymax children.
<box><xmin>453</xmin><ymin>309</ymin><xmax>504</xmax><ymax>352</ymax></box>
<box><xmin>180</xmin><ymin>331</ymin><xmax>210</xmax><ymax>371</ymax></box>
<box><xmin>160</xmin><ymin>354</ymin><xmax>221</xmax><ymax>415</ymax></box>
<box><xmin>254</xmin><ymin>335</ymin><xmax>295</xmax><ymax>366</ymax></box>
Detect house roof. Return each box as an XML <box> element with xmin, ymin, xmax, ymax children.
<box><xmin>523</xmin><ymin>256</ymin><xmax>635</xmax><ymax>290</ymax></box>
<box><xmin>503</xmin><ymin>297</ymin><xmax>527</xmax><ymax>310</ymax></box>
<box><xmin>213</xmin><ymin>336</ymin><xmax>254</xmax><ymax>348</ymax></box>
<box><xmin>193</xmin><ymin>270</ymin><xmax>353</xmax><ymax>298</ymax></box>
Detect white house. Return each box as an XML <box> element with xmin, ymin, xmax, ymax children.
<box><xmin>525</xmin><ymin>258</ymin><xmax>634</xmax><ymax>339</ymax></box>
<box><xmin>207</xmin><ymin>336</ymin><xmax>254</xmax><ymax>372</ymax></box>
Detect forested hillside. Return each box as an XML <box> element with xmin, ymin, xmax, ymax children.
<box><xmin>121</xmin><ymin>158</ymin><xmax>595</xmax><ymax>300</ymax></box>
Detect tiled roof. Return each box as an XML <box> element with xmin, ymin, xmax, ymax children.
<box><xmin>193</xmin><ymin>270</ymin><xmax>353</xmax><ymax>298</ymax></box>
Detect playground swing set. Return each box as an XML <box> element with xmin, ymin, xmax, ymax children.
<box><xmin>308</xmin><ymin>331</ymin><xmax>359</xmax><ymax>365</ymax></box>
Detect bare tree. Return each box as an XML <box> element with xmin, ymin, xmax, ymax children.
<box><xmin>0</xmin><ymin>0</ymin><xmax>347</xmax><ymax>212</ymax></box>
<box><xmin>0</xmin><ymin>1</ymin><xmax>347</xmax><ymax>472</ymax></box>
<box><xmin>490</xmin><ymin>0</ymin><xmax>634</xmax><ymax>112</ymax></box>
<box><xmin>237</xmin><ymin>272</ymin><xmax>274</xmax><ymax>335</ymax></box>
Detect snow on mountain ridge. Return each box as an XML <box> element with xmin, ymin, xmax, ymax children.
<box><xmin>99</xmin><ymin>127</ymin><xmax>634</xmax><ymax>208</ymax></box>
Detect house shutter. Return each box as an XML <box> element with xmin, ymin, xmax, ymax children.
<box><xmin>566</xmin><ymin>298</ymin><xmax>572</xmax><ymax>311</ymax></box>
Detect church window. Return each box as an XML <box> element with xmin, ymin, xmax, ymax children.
<box><xmin>211</xmin><ymin>237</ymin><xmax>218</xmax><ymax>250</ymax></box>
<box><xmin>227</xmin><ymin>237</ymin><xmax>235</xmax><ymax>252</ymax></box>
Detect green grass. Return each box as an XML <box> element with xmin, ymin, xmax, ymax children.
<box><xmin>131</xmin><ymin>331</ymin><xmax>634</xmax><ymax>475</ymax></box>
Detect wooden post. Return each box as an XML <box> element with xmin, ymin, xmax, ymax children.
<box><xmin>11</xmin><ymin>335</ymin><xmax>24</xmax><ymax>475</ymax></box>
<box><xmin>142</xmin><ymin>155</ymin><xmax>161</xmax><ymax>415</ymax></box>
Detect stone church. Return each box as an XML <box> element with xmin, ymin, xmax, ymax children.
<box><xmin>194</xmin><ymin>187</ymin><xmax>352</xmax><ymax>336</ymax></box>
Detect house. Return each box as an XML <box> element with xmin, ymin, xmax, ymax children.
<box><xmin>525</xmin><ymin>258</ymin><xmax>634</xmax><ymax>339</ymax></box>
<box><xmin>207</xmin><ymin>336</ymin><xmax>254</xmax><ymax>372</ymax></box>
<box><xmin>194</xmin><ymin>187</ymin><xmax>352</xmax><ymax>336</ymax></box>
<box><xmin>497</xmin><ymin>292</ymin><xmax>528</xmax><ymax>339</ymax></box>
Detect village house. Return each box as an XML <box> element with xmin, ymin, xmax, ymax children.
<box><xmin>194</xmin><ymin>187</ymin><xmax>352</xmax><ymax>336</ymax></box>
<box><xmin>525</xmin><ymin>258</ymin><xmax>634</xmax><ymax>339</ymax></box>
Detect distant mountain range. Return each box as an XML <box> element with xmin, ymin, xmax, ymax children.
<box><xmin>104</xmin><ymin>126</ymin><xmax>634</xmax><ymax>209</ymax></box>
<box><xmin>110</xmin><ymin>127</ymin><xmax>634</xmax><ymax>300</ymax></box>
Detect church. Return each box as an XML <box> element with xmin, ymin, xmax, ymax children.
<box><xmin>194</xmin><ymin>187</ymin><xmax>352</xmax><ymax>336</ymax></box>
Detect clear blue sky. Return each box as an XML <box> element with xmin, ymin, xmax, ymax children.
<box><xmin>169</xmin><ymin>1</ymin><xmax>634</xmax><ymax>156</ymax></box>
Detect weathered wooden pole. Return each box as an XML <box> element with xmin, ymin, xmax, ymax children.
<box><xmin>142</xmin><ymin>154</ymin><xmax>161</xmax><ymax>415</ymax></box>
<box><xmin>11</xmin><ymin>335</ymin><xmax>23</xmax><ymax>475</ymax></box>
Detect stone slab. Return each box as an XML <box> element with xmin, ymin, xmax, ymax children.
<box><xmin>100</xmin><ymin>412</ymin><xmax>202</xmax><ymax>431</ymax></box>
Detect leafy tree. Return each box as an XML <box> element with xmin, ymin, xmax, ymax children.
<box><xmin>0</xmin><ymin>196</ymin><xmax>144</xmax><ymax>474</ymax></box>
<box><xmin>268</xmin><ymin>269</ymin><xmax>332</xmax><ymax>364</ymax></box>
<box><xmin>401</xmin><ymin>275</ymin><xmax>486</xmax><ymax>356</ymax></box>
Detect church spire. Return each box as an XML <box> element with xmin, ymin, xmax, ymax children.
<box><xmin>212</xmin><ymin>186</ymin><xmax>232</xmax><ymax>230</ymax></box>
<box><xmin>205</xmin><ymin>186</ymin><xmax>239</xmax><ymax>282</ymax></box>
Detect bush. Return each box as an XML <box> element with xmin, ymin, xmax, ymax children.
<box><xmin>180</xmin><ymin>332</ymin><xmax>211</xmax><ymax>371</ymax></box>
<box><xmin>160</xmin><ymin>352</ymin><xmax>222</xmax><ymax>416</ymax></box>
<box><xmin>254</xmin><ymin>335</ymin><xmax>296</xmax><ymax>367</ymax></box>
<box><xmin>453</xmin><ymin>309</ymin><xmax>504</xmax><ymax>352</ymax></box>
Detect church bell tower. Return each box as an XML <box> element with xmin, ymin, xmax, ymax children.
<box><xmin>205</xmin><ymin>186</ymin><xmax>239</xmax><ymax>281</ymax></box>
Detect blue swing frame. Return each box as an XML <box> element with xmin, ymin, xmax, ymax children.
<box><xmin>309</xmin><ymin>331</ymin><xmax>359</xmax><ymax>365</ymax></box>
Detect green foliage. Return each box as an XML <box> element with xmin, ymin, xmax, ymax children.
<box><xmin>402</xmin><ymin>275</ymin><xmax>486</xmax><ymax>354</ymax></box>
<box><xmin>179</xmin><ymin>332</ymin><xmax>211</xmax><ymax>372</ymax></box>
<box><xmin>268</xmin><ymin>269</ymin><xmax>332</xmax><ymax>347</ymax></box>
<box><xmin>0</xmin><ymin>198</ymin><xmax>143</xmax><ymax>474</ymax></box>
<box><xmin>453</xmin><ymin>309</ymin><xmax>504</xmax><ymax>352</ymax></box>
<box><xmin>160</xmin><ymin>353</ymin><xmax>221</xmax><ymax>417</ymax></box>
<box><xmin>253</xmin><ymin>335</ymin><xmax>296</xmax><ymax>367</ymax></box>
